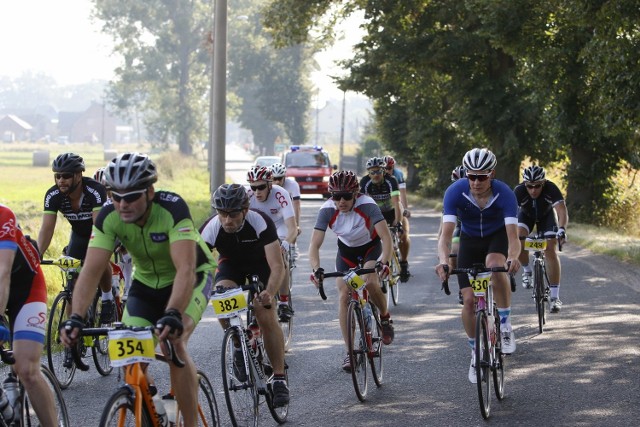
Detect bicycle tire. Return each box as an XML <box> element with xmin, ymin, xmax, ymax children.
<box><xmin>279</xmin><ymin>293</ymin><xmax>293</xmax><ymax>352</ymax></box>
<box><xmin>90</xmin><ymin>293</ymin><xmax>113</xmax><ymax>376</ymax></box>
<box><xmin>46</xmin><ymin>292</ymin><xmax>76</xmax><ymax>389</ymax></box>
<box><xmin>389</xmin><ymin>252</ymin><xmax>401</xmax><ymax>306</ymax></box>
<box><xmin>475</xmin><ymin>310</ymin><xmax>491</xmax><ymax>419</ymax></box>
<box><xmin>221</xmin><ymin>327</ymin><xmax>258</xmax><ymax>427</ymax></box>
<box><xmin>99</xmin><ymin>387</ymin><xmax>152</xmax><ymax>427</ymax></box>
<box><xmin>369</xmin><ymin>303</ymin><xmax>384</xmax><ymax>387</ymax></box>
<box><xmin>347</xmin><ymin>302</ymin><xmax>368</xmax><ymax>401</ymax></box>
<box><xmin>21</xmin><ymin>365</ymin><xmax>70</xmax><ymax>426</ymax></box>
<box><xmin>266</xmin><ymin>363</ymin><xmax>289</xmax><ymax>424</ymax></box>
<box><xmin>175</xmin><ymin>370</ymin><xmax>221</xmax><ymax>426</ymax></box>
<box><xmin>492</xmin><ymin>306</ymin><xmax>505</xmax><ymax>400</ymax></box>
<box><xmin>534</xmin><ymin>260</ymin><xmax>546</xmax><ymax>334</ymax></box>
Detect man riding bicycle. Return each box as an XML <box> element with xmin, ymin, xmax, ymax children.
<box><xmin>514</xmin><ymin>165</ymin><xmax>568</xmax><ymax>312</ymax></box>
<box><xmin>60</xmin><ymin>152</ymin><xmax>216</xmax><ymax>427</ymax></box>
<box><xmin>0</xmin><ymin>204</ymin><xmax>59</xmax><ymax>426</ymax></box>
<box><xmin>269</xmin><ymin>163</ymin><xmax>302</xmax><ymax>236</ymax></box>
<box><xmin>309</xmin><ymin>171</ymin><xmax>395</xmax><ymax>372</ymax></box>
<box><xmin>37</xmin><ymin>153</ymin><xmax>115</xmax><ymax>329</ymax></box>
<box><xmin>246</xmin><ymin>166</ymin><xmax>297</xmax><ymax>323</ymax></box>
<box><xmin>200</xmin><ymin>183</ymin><xmax>290</xmax><ymax>407</ymax></box>
<box><xmin>382</xmin><ymin>155</ymin><xmax>412</xmax><ymax>281</ymax></box>
<box><xmin>435</xmin><ymin>148</ymin><xmax>520</xmax><ymax>384</ymax></box>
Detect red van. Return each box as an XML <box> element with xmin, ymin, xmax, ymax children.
<box><xmin>283</xmin><ymin>145</ymin><xmax>337</xmax><ymax>197</ymax></box>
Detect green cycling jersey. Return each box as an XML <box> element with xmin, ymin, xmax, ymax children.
<box><xmin>90</xmin><ymin>190</ymin><xmax>216</xmax><ymax>288</ymax></box>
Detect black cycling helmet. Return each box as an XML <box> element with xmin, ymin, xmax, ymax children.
<box><xmin>212</xmin><ymin>184</ymin><xmax>250</xmax><ymax>210</ymax></box>
<box><xmin>104</xmin><ymin>152</ymin><xmax>158</xmax><ymax>191</ymax></box>
<box><xmin>522</xmin><ymin>165</ymin><xmax>546</xmax><ymax>182</ymax></box>
<box><xmin>52</xmin><ymin>153</ymin><xmax>85</xmax><ymax>173</ymax></box>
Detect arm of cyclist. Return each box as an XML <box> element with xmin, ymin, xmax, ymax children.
<box><xmin>435</xmin><ymin>220</ymin><xmax>456</xmax><ymax>281</ymax></box>
<box><xmin>0</xmin><ymin>248</ymin><xmax>15</xmax><ymax>343</ymax></box>
<box><xmin>374</xmin><ymin>220</ymin><xmax>392</xmax><ymax>279</ymax></box>
<box><xmin>554</xmin><ymin>201</ymin><xmax>569</xmax><ymax>243</ymax></box>
<box><xmin>392</xmin><ymin>193</ymin><xmax>403</xmax><ymax>229</ymax></box>
<box><xmin>283</xmin><ymin>216</ymin><xmax>298</xmax><ymax>247</ymax></box>
<box><xmin>505</xmin><ymin>223</ymin><xmax>522</xmax><ymax>274</ymax></box>
<box><xmin>36</xmin><ymin>213</ymin><xmax>57</xmax><ymax>257</ymax></box>
<box><xmin>262</xmin><ymin>240</ymin><xmax>286</xmax><ymax>305</ymax></box>
<box><xmin>61</xmin><ymin>246</ymin><xmax>113</xmax><ymax>346</ymax></box>
<box><xmin>308</xmin><ymin>228</ymin><xmax>326</xmax><ymax>286</ymax></box>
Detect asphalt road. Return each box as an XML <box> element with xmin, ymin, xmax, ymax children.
<box><xmin>56</xmin><ymin>196</ymin><xmax>640</xmax><ymax>427</ymax></box>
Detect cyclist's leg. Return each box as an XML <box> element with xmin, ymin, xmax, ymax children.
<box><xmin>486</xmin><ymin>229</ymin><xmax>515</xmax><ymax>353</ymax></box>
<box><xmin>399</xmin><ymin>216</ymin><xmax>411</xmax><ymax>277</ymax></box>
<box><xmin>517</xmin><ymin>215</ymin><xmax>534</xmax><ymax>287</ymax></box>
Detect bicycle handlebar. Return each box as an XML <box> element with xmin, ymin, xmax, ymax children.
<box><xmin>317</xmin><ymin>267</ymin><xmax>377</xmax><ymax>301</ymax></box>
<box><xmin>212</xmin><ymin>275</ymin><xmax>271</xmax><ymax>309</ymax></box>
<box><xmin>441</xmin><ymin>264</ymin><xmax>511</xmax><ymax>296</ymax></box>
<box><xmin>0</xmin><ymin>347</ymin><xmax>14</xmax><ymax>365</ymax></box>
<box><xmin>68</xmin><ymin>324</ymin><xmax>185</xmax><ymax>371</ymax></box>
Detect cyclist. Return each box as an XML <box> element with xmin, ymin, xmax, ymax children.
<box><xmin>94</xmin><ymin>166</ymin><xmax>133</xmax><ymax>302</ymax></box>
<box><xmin>309</xmin><ymin>171</ymin><xmax>395</xmax><ymax>372</ymax></box>
<box><xmin>246</xmin><ymin>166</ymin><xmax>297</xmax><ymax>323</ymax></box>
<box><xmin>382</xmin><ymin>155</ymin><xmax>412</xmax><ymax>281</ymax></box>
<box><xmin>200</xmin><ymin>183</ymin><xmax>290</xmax><ymax>407</ymax></box>
<box><xmin>37</xmin><ymin>153</ymin><xmax>115</xmax><ymax>327</ymax></box>
<box><xmin>270</xmin><ymin>163</ymin><xmax>302</xmax><ymax>236</ymax></box>
<box><xmin>514</xmin><ymin>165</ymin><xmax>568</xmax><ymax>313</ymax></box>
<box><xmin>435</xmin><ymin>148</ymin><xmax>520</xmax><ymax>384</ymax></box>
<box><xmin>60</xmin><ymin>152</ymin><xmax>216</xmax><ymax>427</ymax></box>
<box><xmin>0</xmin><ymin>204</ymin><xmax>58</xmax><ymax>426</ymax></box>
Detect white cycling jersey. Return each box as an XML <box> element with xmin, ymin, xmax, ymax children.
<box><xmin>248</xmin><ymin>184</ymin><xmax>295</xmax><ymax>240</ymax></box>
<box><xmin>282</xmin><ymin>177</ymin><xmax>301</xmax><ymax>199</ymax></box>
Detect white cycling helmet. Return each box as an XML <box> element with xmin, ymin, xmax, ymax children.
<box><xmin>270</xmin><ymin>163</ymin><xmax>287</xmax><ymax>178</ymax></box>
<box><xmin>462</xmin><ymin>148</ymin><xmax>497</xmax><ymax>172</ymax></box>
<box><xmin>522</xmin><ymin>165</ymin><xmax>546</xmax><ymax>182</ymax></box>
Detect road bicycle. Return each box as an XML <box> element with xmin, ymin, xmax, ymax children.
<box><xmin>42</xmin><ymin>255</ymin><xmax>123</xmax><ymax>388</ymax></box>
<box><xmin>443</xmin><ymin>263</ymin><xmax>509</xmax><ymax>419</ymax></box>
<box><xmin>317</xmin><ymin>265</ymin><xmax>384</xmax><ymax>402</ymax></box>
<box><xmin>380</xmin><ymin>224</ymin><xmax>402</xmax><ymax>306</ymax></box>
<box><xmin>213</xmin><ymin>275</ymin><xmax>289</xmax><ymax>426</ymax></box>
<box><xmin>70</xmin><ymin>324</ymin><xmax>219</xmax><ymax>427</ymax></box>
<box><xmin>0</xmin><ymin>346</ymin><xmax>70</xmax><ymax>426</ymax></box>
<box><xmin>278</xmin><ymin>244</ymin><xmax>295</xmax><ymax>351</ymax></box>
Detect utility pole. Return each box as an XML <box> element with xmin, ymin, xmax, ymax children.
<box><xmin>339</xmin><ymin>90</ymin><xmax>346</xmax><ymax>170</ymax></box>
<box><xmin>209</xmin><ymin>0</ymin><xmax>227</xmax><ymax>199</ymax></box>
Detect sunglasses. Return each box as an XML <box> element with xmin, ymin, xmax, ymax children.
<box><xmin>525</xmin><ymin>183</ymin><xmax>543</xmax><ymax>189</ymax></box>
<box><xmin>368</xmin><ymin>169</ymin><xmax>383</xmax><ymax>175</ymax></box>
<box><xmin>467</xmin><ymin>173</ymin><xmax>491</xmax><ymax>182</ymax></box>
<box><xmin>250</xmin><ymin>184</ymin><xmax>268</xmax><ymax>191</ymax></box>
<box><xmin>331</xmin><ymin>192</ymin><xmax>354</xmax><ymax>201</ymax></box>
<box><xmin>111</xmin><ymin>189</ymin><xmax>147</xmax><ymax>203</ymax></box>
<box><xmin>217</xmin><ymin>209</ymin><xmax>243</xmax><ymax>219</ymax></box>
<box><xmin>54</xmin><ymin>173</ymin><xmax>74</xmax><ymax>180</ymax></box>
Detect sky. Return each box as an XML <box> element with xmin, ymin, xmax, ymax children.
<box><xmin>0</xmin><ymin>0</ymin><xmax>364</xmax><ymax>104</ymax></box>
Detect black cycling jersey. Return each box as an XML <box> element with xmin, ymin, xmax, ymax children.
<box><xmin>359</xmin><ymin>174</ymin><xmax>400</xmax><ymax>213</ymax></box>
<box><xmin>513</xmin><ymin>181</ymin><xmax>564</xmax><ymax>221</ymax></box>
<box><xmin>42</xmin><ymin>177</ymin><xmax>107</xmax><ymax>238</ymax></box>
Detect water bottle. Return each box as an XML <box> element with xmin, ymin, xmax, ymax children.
<box><xmin>0</xmin><ymin>388</ymin><xmax>14</xmax><ymax>422</ymax></box>
<box><xmin>363</xmin><ymin>303</ymin><xmax>373</xmax><ymax>332</ymax></box>
<box><xmin>162</xmin><ymin>394</ymin><xmax>177</xmax><ymax>426</ymax></box>
<box><xmin>152</xmin><ymin>394</ymin><xmax>168</xmax><ymax>427</ymax></box>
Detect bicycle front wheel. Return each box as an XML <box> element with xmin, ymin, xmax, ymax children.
<box><xmin>475</xmin><ymin>310</ymin><xmax>491</xmax><ymax>419</ymax></box>
<box><xmin>91</xmin><ymin>293</ymin><xmax>113</xmax><ymax>376</ymax></box>
<box><xmin>22</xmin><ymin>365</ymin><xmax>70</xmax><ymax>426</ymax></box>
<box><xmin>266</xmin><ymin>364</ymin><xmax>289</xmax><ymax>424</ymax></box>
<box><xmin>389</xmin><ymin>253</ymin><xmax>401</xmax><ymax>306</ymax></box>
<box><xmin>99</xmin><ymin>387</ymin><xmax>151</xmax><ymax>427</ymax></box>
<box><xmin>46</xmin><ymin>292</ymin><xmax>76</xmax><ymax>389</ymax></box>
<box><xmin>369</xmin><ymin>303</ymin><xmax>384</xmax><ymax>387</ymax></box>
<box><xmin>347</xmin><ymin>302</ymin><xmax>368</xmax><ymax>402</ymax></box>
<box><xmin>534</xmin><ymin>260</ymin><xmax>546</xmax><ymax>334</ymax></box>
<box><xmin>492</xmin><ymin>307</ymin><xmax>505</xmax><ymax>400</ymax></box>
<box><xmin>221</xmin><ymin>328</ymin><xmax>258</xmax><ymax>427</ymax></box>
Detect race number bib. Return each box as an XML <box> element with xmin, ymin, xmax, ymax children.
<box><xmin>344</xmin><ymin>271</ymin><xmax>366</xmax><ymax>291</ymax></box>
<box><xmin>54</xmin><ymin>256</ymin><xmax>82</xmax><ymax>272</ymax></box>
<box><xmin>108</xmin><ymin>329</ymin><xmax>155</xmax><ymax>367</ymax></box>
<box><xmin>524</xmin><ymin>238</ymin><xmax>547</xmax><ymax>251</ymax></box>
<box><xmin>469</xmin><ymin>271</ymin><xmax>492</xmax><ymax>297</ymax></box>
<box><xmin>211</xmin><ymin>288</ymin><xmax>248</xmax><ymax>318</ymax></box>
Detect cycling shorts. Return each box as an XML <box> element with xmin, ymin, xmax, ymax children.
<box><xmin>66</xmin><ymin>231</ymin><xmax>90</xmax><ymax>260</ymax></box>
<box><xmin>335</xmin><ymin>238</ymin><xmax>382</xmax><ymax>271</ymax></box>
<box><xmin>122</xmin><ymin>272</ymin><xmax>213</xmax><ymax>327</ymax></box>
<box><xmin>456</xmin><ymin>228</ymin><xmax>508</xmax><ymax>290</ymax></box>
<box><xmin>517</xmin><ymin>210</ymin><xmax>558</xmax><ymax>238</ymax></box>
<box><xmin>8</xmin><ymin>267</ymin><xmax>47</xmax><ymax>344</ymax></box>
<box><xmin>215</xmin><ymin>258</ymin><xmax>271</xmax><ymax>289</ymax></box>
<box><xmin>382</xmin><ymin>209</ymin><xmax>395</xmax><ymax>226</ymax></box>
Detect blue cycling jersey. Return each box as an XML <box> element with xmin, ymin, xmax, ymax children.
<box><xmin>442</xmin><ymin>178</ymin><xmax>518</xmax><ymax>238</ymax></box>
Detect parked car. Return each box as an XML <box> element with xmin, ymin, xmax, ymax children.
<box><xmin>282</xmin><ymin>145</ymin><xmax>336</xmax><ymax>198</ymax></box>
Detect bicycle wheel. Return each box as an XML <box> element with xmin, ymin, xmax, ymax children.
<box><xmin>492</xmin><ymin>307</ymin><xmax>505</xmax><ymax>400</ymax></box>
<box><xmin>534</xmin><ymin>260</ymin><xmax>546</xmax><ymax>334</ymax></box>
<box><xmin>347</xmin><ymin>302</ymin><xmax>368</xmax><ymax>401</ymax></box>
<box><xmin>279</xmin><ymin>292</ymin><xmax>293</xmax><ymax>352</ymax></box>
<box><xmin>91</xmin><ymin>293</ymin><xmax>113</xmax><ymax>376</ymax></box>
<box><xmin>175</xmin><ymin>370</ymin><xmax>220</xmax><ymax>426</ymax></box>
<box><xmin>46</xmin><ymin>292</ymin><xmax>76</xmax><ymax>389</ymax></box>
<box><xmin>221</xmin><ymin>328</ymin><xmax>258</xmax><ymax>427</ymax></box>
<box><xmin>389</xmin><ymin>252</ymin><xmax>401</xmax><ymax>306</ymax></box>
<box><xmin>266</xmin><ymin>364</ymin><xmax>289</xmax><ymax>424</ymax></box>
<box><xmin>99</xmin><ymin>387</ymin><xmax>152</xmax><ymax>427</ymax></box>
<box><xmin>369</xmin><ymin>303</ymin><xmax>384</xmax><ymax>387</ymax></box>
<box><xmin>21</xmin><ymin>365</ymin><xmax>70</xmax><ymax>426</ymax></box>
<box><xmin>475</xmin><ymin>310</ymin><xmax>491</xmax><ymax>419</ymax></box>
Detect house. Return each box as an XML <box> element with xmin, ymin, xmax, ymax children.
<box><xmin>0</xmin><ymin>114</ymin><xmax>33</xmax><ymax>142</ymax></box>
